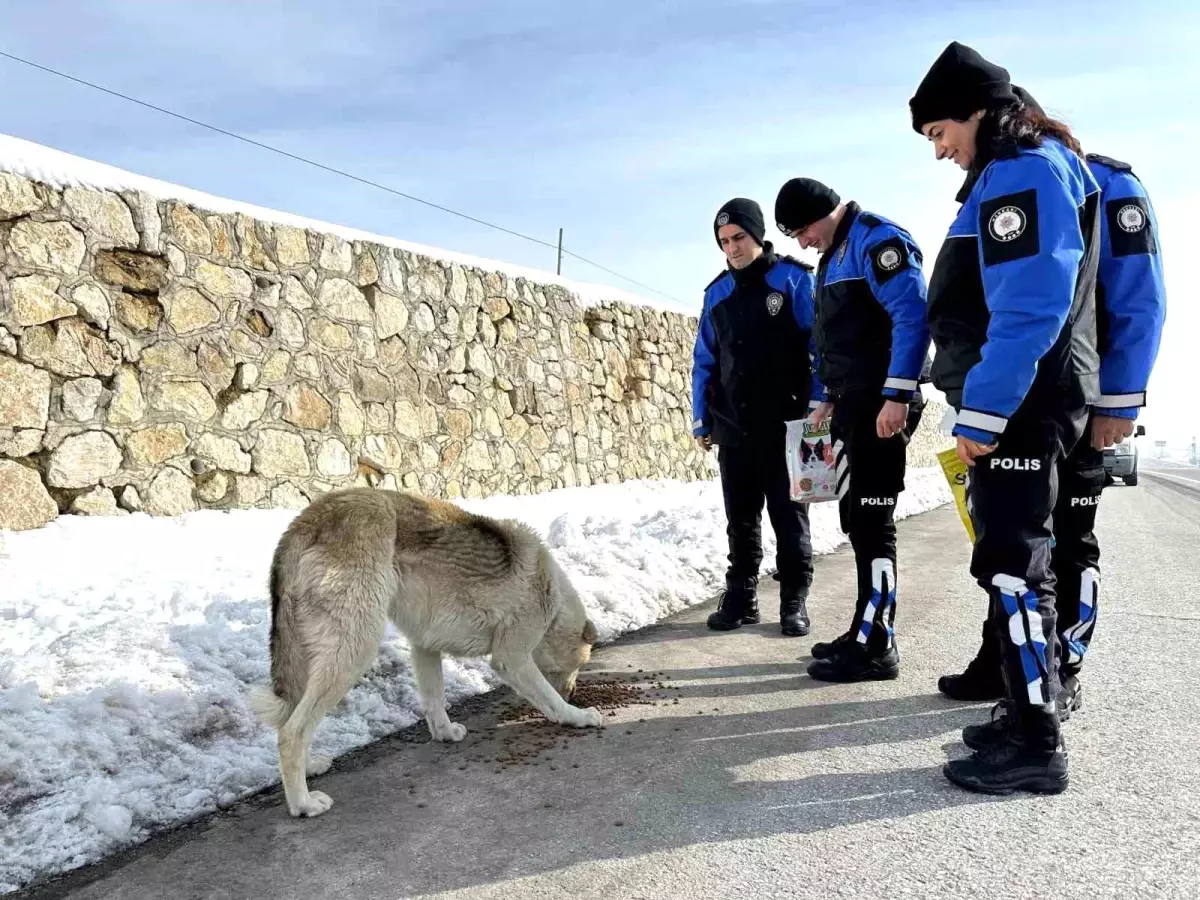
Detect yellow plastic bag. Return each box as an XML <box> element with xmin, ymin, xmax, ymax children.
<box><xmin>937</xmin><ymin>447</ymin><xmax>976</xmax><ymax>543</ymax></box>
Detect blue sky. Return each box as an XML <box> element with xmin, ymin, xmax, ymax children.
<box><xmin>3</xmin><ymin>0</ymin><xmax>1196</xmax><ymax>445</ymax></box>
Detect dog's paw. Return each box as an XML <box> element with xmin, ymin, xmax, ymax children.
<box><xmin>306</xmin><ymin>754</ymin><xmax>333</xmax><ymax>777</ymax></box>
<box><xmin>289</xmin><ymin>790</ymin><xmax>334</xmax><ymax>818</ymax></box>
<box><xmin>566</xmin><ymin>706</ymin><xmax>604</xmax><ymax>729</ymax></box>
<box><xmin>430</xmin><ymin>720</ymin><xmax>468</xmax><ymax>743</ymax></box>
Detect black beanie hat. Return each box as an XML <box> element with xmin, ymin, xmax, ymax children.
<box><xmin>909</xmin><ymin>41</ymin><xmax>1018</xmax><ymax>133</ymax></box>
<box><xmin>714</xmin><ymin>198</ymin><xmax>765</xmax><ymax>247</ymax></box>
<box><xmin>774</xmin><ymin>178</ymin><xmax>841</xmax><ymax>233</ymax></box>
<box><xmin>1012</xmin><ymin>84</ymin><xmax>1044</xmax><ymax>115</ymax></box>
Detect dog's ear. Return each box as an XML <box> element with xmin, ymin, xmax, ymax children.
<box><xmin>582</xmin><ymin>619</ymin><xmax>598</xmax><ymax>644</ymax></box>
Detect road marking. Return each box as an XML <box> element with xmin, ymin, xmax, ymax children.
<box><xmin>1142</xmin><ymin>469</ymin><xmax>1200</xmax><ymax>491</ymax></box>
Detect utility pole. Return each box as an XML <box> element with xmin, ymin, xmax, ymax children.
<box><xmin>556</xmin><ymin>228</ymin><xmax>563</xmax><ymax>276</ymax></box>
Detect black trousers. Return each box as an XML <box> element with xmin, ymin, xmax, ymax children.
<box><xmin>831</xmin><ymin>393</ymin><xmax>925</xmax><ymax>651</ymax></box>
<box><xmin>968</xmin><ymin>408</ymin><xmax>1089</xmax><ymax>711</ymax></box>
<box><xmin>1051</xmin><ymin>431</ymin><xmax>1106</xmax><ymax>678</ymax></box>
<box><xmin>718</xmin><ymin>434</ymin><xmax>813</xmax><ymax>592</ymax></box>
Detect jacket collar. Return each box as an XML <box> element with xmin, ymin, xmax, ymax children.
<box><xmin>730</xmin><ymin>241</ymin><xmax>777</xmax><ymax>285</ymax></box>
<box><xmin>821</xmin><ymin>202</ymin><xmax>860</xmax><ymax>266</ymax></box>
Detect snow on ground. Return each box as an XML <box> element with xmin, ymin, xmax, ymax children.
<box><xmin>0</xmin><ymin>133</ymin><xmax>686</xmax><ymax>316</ymax></box>
<box><xmin>0</xmin><ymin>472</ymin><xmax>949</xmax><ymax>893</ymax></box>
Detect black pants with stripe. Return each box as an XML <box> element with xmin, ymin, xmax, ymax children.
<box><xmin>1051</xmin><ymin>429</ymin><xmax>1106</xmax><ymax>678</ymax></box>
<box><xmin>968</xmin><ymin>407</ymin><xmax>1089</xmax><ymax>711</ymax></box>
<box><xmin>831</xmin><ymin>392</ymin><xmax>925</xmax><ymax>651</ymax></box>
<box><xmin>718</xmin><ymin>433</ymin><xmax>813</xmax><ymax>592</ymax></box>
<box><xmin>971</xmin><ymin>423</ymin><xmax>1107</xmax><ymax>682</ymax></box>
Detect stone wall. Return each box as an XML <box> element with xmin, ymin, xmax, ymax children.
<box><xmin>0</xmin><ymin>169</ymin><xmax>949</xmax><ymax>531</ymax></box>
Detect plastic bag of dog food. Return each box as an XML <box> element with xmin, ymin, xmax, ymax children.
<box><xmin>786</xmin><ymin>418</ymin><xmax>838</xmax><ymax>503</ymax></box>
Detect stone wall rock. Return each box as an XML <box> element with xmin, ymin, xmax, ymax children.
<box><xmin>0</xmin><ymin>460</ymin><xmax>59</xmax><ymax>530</ymax></box>
<box><xmin>0</xmin><ymin>170</ymin><xmax>951</xmax><ymax>531</ymax></box>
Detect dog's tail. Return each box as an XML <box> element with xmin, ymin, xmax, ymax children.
<box><xmin>248</xmin><ymin>682</ymin><xmax>291</xmax><ymax>728</ymax></box>
<box><xmin>250</xmin><ymin>534</ymin><xmax>305</xmax><ymax>730</ymax></box>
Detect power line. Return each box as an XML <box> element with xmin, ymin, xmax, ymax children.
<box><xmin>0</xmin><ymin>49</ymin><xmax>683</xmax><ymax>305</ymax></box>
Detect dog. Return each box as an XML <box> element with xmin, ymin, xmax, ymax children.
<box><xmin>249</xmin><ymin>487</ymin><xmax>603</xmax><ymax>818</ymax></box>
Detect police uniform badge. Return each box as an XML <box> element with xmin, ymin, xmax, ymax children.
<box><xmin>1117</xmin><ymin>204</ymin><xmax>1146</xmax><ymax>233</ymax></box>
<box><xmin>766</xmin><ymin>292</ymin><xmax>784</xmax><ymax>316</ymax></box>
<box><xmin>876</xmin><ymin>247</ymin><xmax>902</xmax><ymax>271</ymax></box>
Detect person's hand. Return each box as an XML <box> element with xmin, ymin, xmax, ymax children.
<box><xmin>695</xmin><ymin>434</ymin><xmax>713</xmax><ymax>451</ymax></box>
<box><xmin>956</xmin><ymin>435</ymin><xmax>997</xmax><ymax>467</ymax></box>
<box><xmin>808</xmin><ymin>401</ymin><xmax>834</xmax><ymax>429</ymax></box>
<box><xmin>876</xmin><ymin>400</ymin><xmax>909</xmax><ymax>439</ymax></box>
<box><xmin>1091</xmin><ymin>415</ymin><xmax>1136</xmax><ymax>451</ymax></box>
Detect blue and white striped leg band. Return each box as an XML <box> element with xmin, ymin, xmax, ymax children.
<box><xmin>857</xmin><ymin>558</ymin><xmax>896</xmax><ymax>647</ymax></box>
<box><xmin>1063</xmin><ymin>567</ymin><xmax>1100</xmax><ymax>667</ymax></box>
<box><xmin>993</xmin><ymin>574</ymin><xmax>1050</xmax><ymax>706</ymax></box>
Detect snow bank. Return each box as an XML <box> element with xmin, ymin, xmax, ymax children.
<box><xmin>0</xmin><ymin>133</ymin><xmax>685</xmax><ymax>315</ymax></box>
<box><xmin>0</xmin><ymin>472</ymin><xmax>949</xmax><ymax>892</ymax></box>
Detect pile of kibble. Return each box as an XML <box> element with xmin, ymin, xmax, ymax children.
<box><xmin>497</xmin><ymin>668</ymin><xmax>678</xmax><ymax>725</ymax></box>
<box><xmin>406</xmin><ymin>667</ymin><xmax>711</xmax><ymax>780</ymax></box>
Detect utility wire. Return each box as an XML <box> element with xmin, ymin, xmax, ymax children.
<box><xmin>0</xmin><ymin>49</ymin><xmax>684</xmax><ymax>304</ymax></box>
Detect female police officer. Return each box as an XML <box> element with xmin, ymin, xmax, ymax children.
<box><xmin>910</xmin><ymin>42</ymin><xmax>1101</xmax><ymax>794</ymax></box>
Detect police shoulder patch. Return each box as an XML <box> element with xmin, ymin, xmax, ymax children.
<box><xmin>869</xmin><ymin>236</ymin><xmax>909</xmax><ymax>284</ymax></box>
<box><xmin>979</xmin><ymin>189</ymin><xmax>1040</xmax><ymax>266</ymax></box>
<box><xmin>1106</xmin><ymin>196</ymin><xmax>1156</xmax><ymax>256</ymax></box>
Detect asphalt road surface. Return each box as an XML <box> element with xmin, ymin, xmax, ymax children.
<box><xmin>1142</xmin><ymin>457</ymin><xmax>1200</xmax><ymax>493</ymax></box>
<box><xmin>18</xmin><ymin>478</ymin><xmax>1200</xmax><ymax>900</ymax></box>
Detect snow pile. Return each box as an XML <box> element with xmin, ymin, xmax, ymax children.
<box><xmin>0</xmin><ymin>472</ymin><xmax>949</xmax><ymax>892</ymax></box>
<box><xmin>0</xmin><ymin>133</ymin><xmax>685</xmax><ymax>315</ymax></box>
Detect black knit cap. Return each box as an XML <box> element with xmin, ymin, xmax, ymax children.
<box><xmin>713</xmin><ymin>198</ymin><xmax>765</xmax><ymax>247</ymax></box>
<box><xmin>1012</xmin><ymin>84</ymin><xmax>1043</xmax><ymax>115</ymax></box>
<box><xmin>774</xmin><ymin>178</ymin><xmax>841</xmax><ymax>233</ymax></box>
<box><xmin>909</xmin><ymin>41</ymin><xmax>1018</xmax><ymax>133</ymax></box>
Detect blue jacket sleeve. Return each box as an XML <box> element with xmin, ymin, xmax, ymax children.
<box><xmin>692</xmin><ymin>293</ymin><xmax>718</xmax><ymax>436</ymax></box>
<box><xmin>863</xmin><ymin>228</ymin><xmax>931</xmax><ymax>402</ymax></box>
<box><xmin>786</xmin><ymin>267</ymin><xmax>826</xmax><ymax>409</ymax></box>
<box><xmin>1094</xmin><ymin>172</ymin><xmax>1166</xmax><ymax>420</ymax></box>
<box><xmin>954</xmin><ymin>157</ymin><xmax>1087</xmax><ymax>444</ymax></box>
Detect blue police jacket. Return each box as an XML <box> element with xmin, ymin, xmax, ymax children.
<box><xmin>927</xmin><ymin>137</ymin><xmax>1102</xmax><ymax>444</ymax></box>
<box><xmin>1085</xmin><ymin>153</ymin><xmax>1167</xmax><ymax>419</ymax></box>
<box><xmin>692</xmin><ymin>245</ymin><xmax>823</xmax><ymax>445</ymax></box>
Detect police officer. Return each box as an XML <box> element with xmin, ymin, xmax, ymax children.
<box><xmin>938</xmin><ymin>86</ymin><xmax>1167</xmax><ymax>722</ymax></box>
<box><xmin>911</xmin><ymin>42</ymin><xmax>1102</xmax><ymax>794</ymax></box>
<box><xmin>693</xmin><ymin>198</ymin><xmax>821</xmax><ymax>637</ymax></box>
<box><xmin>773</xmin><ymin>179</ymin><xmax>930</xmax><ymax>682</ymax></box>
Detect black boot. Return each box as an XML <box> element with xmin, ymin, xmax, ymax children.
<box><xmin>811</xmin><ymin>630</ymin><xmax>854</xmax><ymax>660</ymax></box>
<box><xmin>779</xmin><ymin>585</ymin><xmax>811</xmax><ymax>637</ymax></box>
<box><xmin>706</xmin><ymin>582</ymin><xmax>760</xmax><ymax>631</ymax></box>
<box><xmin>966</xmin><ymin>682</ymin><xmax>1083</xmax><ymax>750</ymax></box>
<box><xmin>807</xmin><ymin>640</ymin><xmax>900</xmax><ymax>682</ymax></box>
<box><xmin>1056</xmin><ymin>673</ymin><xmax>1084</xmax><ymax>722</ymax></box>
<box><xmin>938</xmin><ymin>621</ymin><xmax>1005</xmax><ymax>701</ymax></box>
<box><xmin>945</xmin><ymin>707</ymin><xmax>1068</xmax><ymax>795</ymax></box>
<box><xmin>962</xmin><ymin>700</ymin><xmax>1015</xmax><ymax>752</ymax></box>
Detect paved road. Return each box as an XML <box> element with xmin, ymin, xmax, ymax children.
<box><xmin>1143</xmin><ymin>457</ymin><xmax>1200</xmax><ymax>493</ymax></box>
<box><xmin>18</xmin><ymin>481</ymin><xmax>1200</xmax><ymax>900</ymax></box>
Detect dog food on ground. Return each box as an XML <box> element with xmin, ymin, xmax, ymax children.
<box><xmin>497</xmin><ymin>675</ymin><xmax>656</xmax><ymax>725</ymax></box>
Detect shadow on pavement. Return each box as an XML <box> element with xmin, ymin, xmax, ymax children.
<box><xmin>18</xmin><ymin>653</ymin><xmax>1004</xmax><ymax>900</ymax></box>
